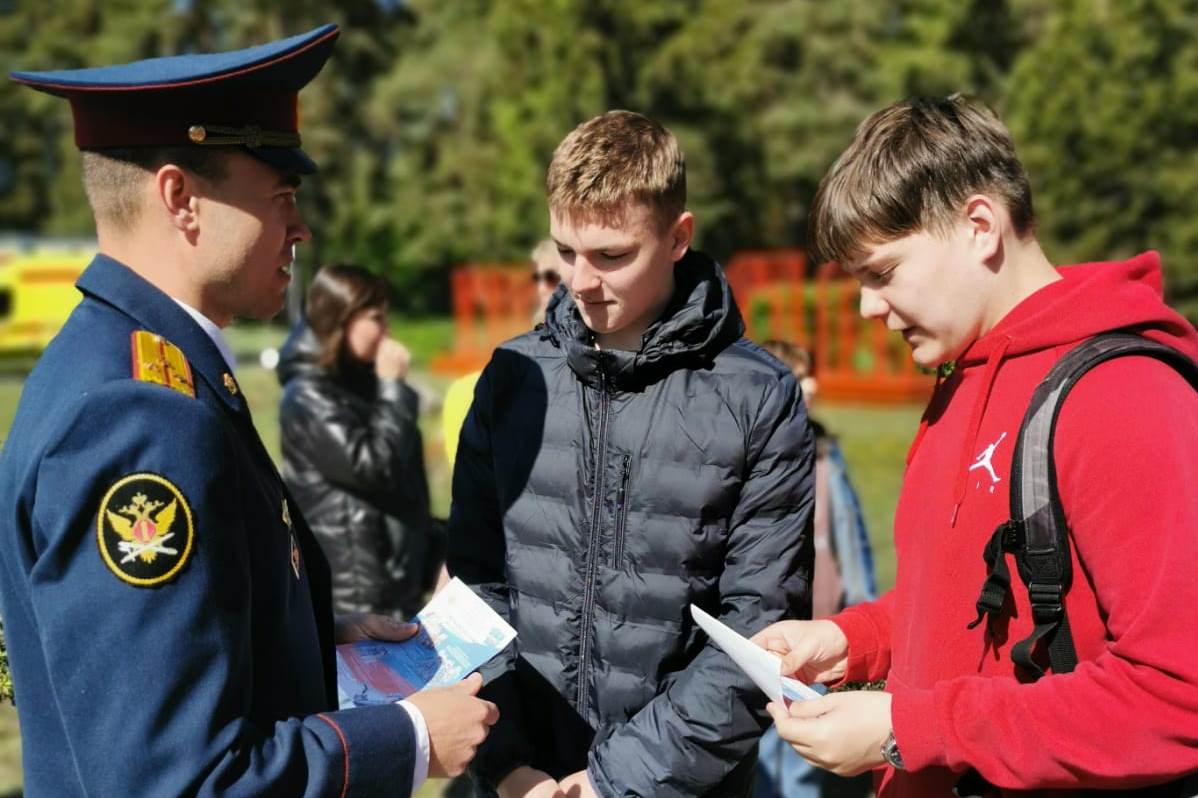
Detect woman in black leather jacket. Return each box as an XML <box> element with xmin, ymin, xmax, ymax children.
<box><xmin>278</xmin><ymin>264</ymin><xmax>439</xmax><ymax>618</ymax></box>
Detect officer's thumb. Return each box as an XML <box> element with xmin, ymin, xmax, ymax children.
<box><xmin>458</xmin><ymin>672</ymin><xmax>484</xmax><ymax>695</ymax></box>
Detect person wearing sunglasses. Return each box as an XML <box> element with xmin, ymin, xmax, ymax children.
<box><xmin>529</xmin><ymin>238</ymin><xmax>562</xmax><ymax>323</ymax></box>
<box><xmin>443</xmin><ymin>239</ymin><xmax>560</xmax><ymax>470</ymax></box>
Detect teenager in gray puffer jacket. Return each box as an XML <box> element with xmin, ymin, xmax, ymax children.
<box><xmin>278</xmin><ymin>265</ymin><xmax>438</xmax><ymax>620</ymax></box>
<box><xmin>450</xmin><ymin>247</ymin><xmax>815</xmax><ymax>797</ymax></box>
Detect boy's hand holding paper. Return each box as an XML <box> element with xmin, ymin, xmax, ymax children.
<box><xmin>689</xmin><ymin>605</ymin><xmax>821</xmax><ymax>703</ymax></box>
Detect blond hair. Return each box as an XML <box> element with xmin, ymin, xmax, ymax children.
<box><xmin>81</xmin><ymin>147</ymin><xmax>229</xmax><ymax>232</ymax></box>
<box><xmin>546</xmin><ymin>110</ymin><xmax>685</xmax><ymax>229</ymax></box>
<box><xmin>530</xmin><ymin>238</ymin><xmax>558</xmax><ymax>273</ymax></box>
<box><xmin>809</xmin><ymin>94</ymin><xmax>1035</xmax><ymax>266</ymax></box>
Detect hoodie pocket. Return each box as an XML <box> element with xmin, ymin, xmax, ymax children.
<box><xmin>612</xmin><ymin>454</ymin><xmax>632</xmax><ymax>566</ymax></box>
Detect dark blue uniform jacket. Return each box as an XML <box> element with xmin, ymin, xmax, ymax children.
<box><xmin>0</xmin><ymin>255</ymin><xmax>416</xmax><ymax>796</ymax></box>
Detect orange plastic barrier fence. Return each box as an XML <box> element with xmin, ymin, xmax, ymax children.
<box><xmin>430</xmin><ymin>264</ymin><xmax>536</xmax><ymax>374</ymax></box>
<box><xmin>725</xmin><ymin>251</ymin><xmax>933</xmax><ymax>404</ymax></box>
<box><xmin>432</xmin><ymin>252</ymin><xmax>933</xmax><ymax>405</ymax></box>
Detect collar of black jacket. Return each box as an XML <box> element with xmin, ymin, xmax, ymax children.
<box><xmin>277</xmin><ymin>321</ymin><xmax>380</xmax><ymax>399</ymax></box>
<box><xmin>543</xmin><ymin>249</ymin><xmax>746</xmax><ymax>391</ymax></box>
<box><xmin>76</xmin><ymin>254</ymin><xmax>249</xmax><ymax>415</ymax></box>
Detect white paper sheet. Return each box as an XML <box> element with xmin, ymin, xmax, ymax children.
<box><xmin>690</xmin><ymin>604</ymin><xmax>821</xmax><ymax>703</ymax></box>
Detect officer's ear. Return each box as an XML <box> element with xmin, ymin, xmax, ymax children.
<box><xmin>155</xmin><ymin>163</ymin><xmax>200</xmax><ymax>236</ymax></box>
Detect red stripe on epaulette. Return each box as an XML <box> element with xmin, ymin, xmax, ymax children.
<box><xmin>10</xmin><ymin>28</ymin><xmax>339</xmax><ymax>93</ymax></box>
<box><xmin>315</xmin><ymin>713</ymin><xmax>350</xmax><ymax>798</ymax></box>
<box><xmin>129</xmin><ymin>330</ymin><xmax>138</xmax><ymax>381</ymax></box>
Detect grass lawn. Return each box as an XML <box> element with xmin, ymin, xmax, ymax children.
<box><xmin>0</xmin><ymin>319</ymin><xmax>922</xmax><ymax>795</ymax></box>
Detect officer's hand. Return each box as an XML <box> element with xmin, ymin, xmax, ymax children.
<box><xmin>497</xmin><ymin>766</ymin><xmax>564</xmax><ymax>798</ymax></box>
<box><xmin>375</xmin><ymin>337</ymin><xmax>411</xmax><ymax>381</ymax></box>
<box><xmin>750</xmin><ymin>619</ymin><xmax>849</xmax><ymax>684</ymax></box>
<box><xmin>334</xmin><ymin>613</ymin><xmax>419</xmax><ymax>645</ymax></box>
<box><xmin>765</xmin><ymin>690</ymin><xmax>891</xmax><ymax>776</ymax></box>
<box><xmin>408</xmin><ymin>672</ymin><xmax>499</xmax><ymax>778</ymax></box>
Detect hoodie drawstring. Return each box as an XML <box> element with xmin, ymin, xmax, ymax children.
<box><xmin>950</xmin><ymin>336</ymin><xmax>1012</xmax><ymax>527</ymax></box>
<box><xmin>905</xmin><ymin>369</ymin><xmax>946</xmax><ymax>468</ymax></box>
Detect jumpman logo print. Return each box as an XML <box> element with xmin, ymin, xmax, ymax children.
<box><xmin>968</xmin><ymin>431</ymin><xmax>1007</xmax><ymax>489</ymax></box>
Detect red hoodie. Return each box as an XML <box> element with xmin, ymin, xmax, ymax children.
<box><xmin>830</xmin><ymin>253</ymin><xmax>1198</xmax><ymax>795</ymax></box>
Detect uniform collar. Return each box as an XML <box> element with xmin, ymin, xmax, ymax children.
<box><xmin>76</xmin><ymin>254</ymin><xmax>248</xmax><ymax>414</ymax></box>
<box><xmin>172</xmin><ymin>297</ymin><xmax>237</xmax><ymax>373</ymax></box>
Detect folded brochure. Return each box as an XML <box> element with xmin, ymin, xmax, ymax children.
<box><xmin>690</xmin><ymin>604</ymin><xmax>821</xmax><ymax>704</ymax></box>
<box><xmin>336</xmin><ymin>577</ymin><xmax>517</xmax><ymax>707</ymax></box>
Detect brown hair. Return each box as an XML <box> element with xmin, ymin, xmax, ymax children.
<box><xmin>809</xmin><ymin>94</ymin><xmax>1036</xmax><ymax>266</ymax></box>
<box><xmin>305</xmin><ymin>263</ymin><xmax>391</xmax><ymax>373</ymax></box>
<box><xmin>546</xmin><ymin>110</ymin><xmax>686</xmax><ymax>230</ymax></box>
<box><xmin>81</xmin><ymin>146</ymin><xmax>231</xmax><ymax>232</ymax></box>
<box><xmin>762</xmin><ymin>339</ymin><xmax>815</xmax><ymax>378</ymax></box>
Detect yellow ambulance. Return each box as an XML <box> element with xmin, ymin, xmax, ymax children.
<box><xmin>0</xmin><ymin>240</ymin><xmax>93</xmax><ymax>361</ymax></box>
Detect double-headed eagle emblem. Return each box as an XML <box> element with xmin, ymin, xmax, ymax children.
<box><xmin>97</xmin><ymin>473</ymin><xmax>195</xmax><ymax>587</ymax></box>
<box><xmin>105</xmin><ymin>492</ymin><xmax>179</xmax><ymax>564</ymax></box>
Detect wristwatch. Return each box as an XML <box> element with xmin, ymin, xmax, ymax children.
<box><xmin>881</xmin><ymin>729</ymin><xmax>905</xmax><ymax>770</ymax></box>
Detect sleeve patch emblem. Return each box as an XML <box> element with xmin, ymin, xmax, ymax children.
<box><xmin>97</xmin><ymin>473</ymin><xmax>195</xmax><ymax>587</ymax></box>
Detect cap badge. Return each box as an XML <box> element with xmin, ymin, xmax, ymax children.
<box><xmin>187</xmin><ymin>123</ymin><xmax>299</xmax><ymax>149</ymax></box>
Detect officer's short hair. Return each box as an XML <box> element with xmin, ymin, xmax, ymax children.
<box><xmin>809</xmin><ymin>94</ymin><xmax>1037</xmax><ymax>266</ymax></box>
<box><xmin>81</xmin><ymin>147</ymin><xmax>230</xmax><ymax>232</ymax></box>
<box><xmin>546</xmin><ymin>110</ymin><xmax>686</xmax><ymax>231</ymax></box>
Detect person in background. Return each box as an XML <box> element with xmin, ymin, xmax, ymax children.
<box><xmin>442</xmin><ymin>238</ymin><xmax>561</xmax><ymax>467</ymax></box>
<box><xmin>279</xmin><ymin>263</ymin><xmax>442</xmax><ymax>620</ymax></box>
<box><xmin>760</xmin><ymin>341</ymin><xmax>876</xmax><ymax>615</ymax></box>
<box><xmin>437</xmin><ymin>239</ymin><xmax>562</xmax><ymax>797</ymax></box>
<box><xmin>755</xmin><ymin>339</ymin><xmax>875</xmax><ymax>798</ymax></box>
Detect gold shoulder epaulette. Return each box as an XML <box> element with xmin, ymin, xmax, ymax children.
<box><xmin>130</xmin><ymin>330</ymin><xmax>195</xmax><ymax>398</ymax></box>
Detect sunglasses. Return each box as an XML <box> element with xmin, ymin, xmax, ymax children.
<box><xmin>531</xmin><ymin>270</ymin><xmax>560</xmax><ymax>287</ymax></box>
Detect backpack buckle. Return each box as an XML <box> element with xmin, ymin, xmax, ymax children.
<box><xmin>998</xmin><ymin>519</ymin><xmax>1024</xmax><ymax>551</ymax></box>
<box><xmin>1027</xmin><ymin>582</ymin><xmax>1063</xmax><ymax>623</ymax></box>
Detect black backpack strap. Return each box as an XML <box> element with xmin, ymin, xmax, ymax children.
<box><xmin>970</xmin><ymin>332</ymin><xmax>1198</xmax><ymax>678</ymax></box>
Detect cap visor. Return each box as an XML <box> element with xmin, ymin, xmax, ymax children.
<box><xmin>247</xmin><ymin>145</ymin><xmax>316</xmax><ymax>176</ymax></box>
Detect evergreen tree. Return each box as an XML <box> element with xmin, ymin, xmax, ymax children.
<box><xmin>1002</xmin><ymin>0</ymin><xmax>1198</xmax><ymax>314</ymax></box>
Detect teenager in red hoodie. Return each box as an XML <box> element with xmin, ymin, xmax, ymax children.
<box><xmin>753</xmin><ymin>95</ymin><xmax>1198</xmax><ymax>796</ymax></box>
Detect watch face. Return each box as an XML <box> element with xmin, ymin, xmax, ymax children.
<box><xmin>882</xmin><ymin>732</ymin><xmax>904</xmax><ymax>769</ymax></box>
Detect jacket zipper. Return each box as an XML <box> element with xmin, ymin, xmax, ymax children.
<box><xmin>576</xmin><ymin>369</ymin><xmax>610</xmax><ymax>716</ymax></box>
<box><xmin>613</xmin><ymin>454</ymin><xmax>632</xmax><ymax>565</ymax></box>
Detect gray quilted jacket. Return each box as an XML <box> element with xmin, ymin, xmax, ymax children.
<box><xmin>448</xmin><ymin>250</ymin><xmax>814</xmax><ymax>797</ymax></box>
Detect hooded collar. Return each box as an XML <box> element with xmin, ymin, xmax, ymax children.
<box><xmin>75</xmin><ymin>254</ymin><xmax>249</xmax><ymax>415</ymax></box>
<box><xmin>277</xmin><ymin>322</ymin><xmax>323</xmax><ymax>385</ymax></box>
<box><xmin>956</xmin><ymin>251</ymin><xmax>1198</xmax><ymax>366</ymax></box>
<box><xmin>916</xmin><ymin>251</ymin><xmax>1198</xmax><ymax>525</ymax></box>
<box><xmin>542</xmin><ymin>249</ymin><xmax>745</xmax><ymax>391</ymax></box>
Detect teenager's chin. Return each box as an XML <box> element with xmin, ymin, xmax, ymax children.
<box><xmin>908</xmin><ymin>343</ymin><xmax>944</xmax><ymax>370</ymax></box>
<box><xmin>579</xmin><ymin>309</ymin><xmax>617</xmax><ymax>334</ymax></box>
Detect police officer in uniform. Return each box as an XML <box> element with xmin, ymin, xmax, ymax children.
<box><xmin>0</xmin><ymin>25</ymin><xmax>496</xmax><ymax>796</ymax></box>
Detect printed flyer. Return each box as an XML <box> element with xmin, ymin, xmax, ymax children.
<box><xmin>336</xmin><ymin>578</ymin><xmax>517</xmax><ymax>707</ymax></box>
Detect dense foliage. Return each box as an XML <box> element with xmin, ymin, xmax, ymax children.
<box><xmin>1</xmin><ymin>0</ymin><xmax>1196</xmax><ymax>316</ymax></box>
